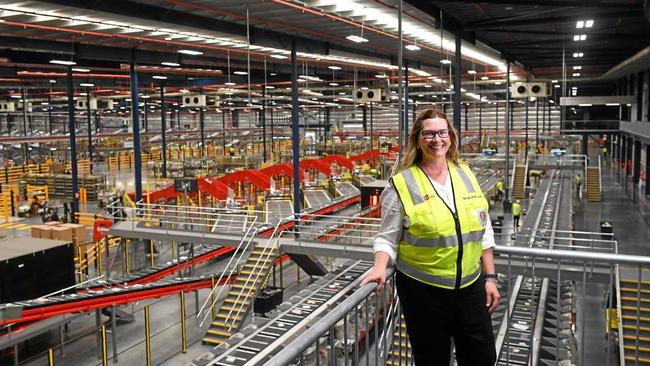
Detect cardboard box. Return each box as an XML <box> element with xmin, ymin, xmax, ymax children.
<box><xmin>44</xmin><ymin>221</ymin><xmax>60</xmax><ymax>227</ymax></box>
<box><xmin>60</xmin><ymin>224</ymin><xmax>88</xmax><ymax>245</ymax></box>
<box><xmin>40</xmin><ymin>226</ymin><xmax>54</xmax><ymax>240</ymax></box>
<box><xmin>31</xmin><ymin>225</ymin><xmax>44</xmax><ymax>238</ymax></box>
<box><xmin>51</xmin><ymin>226</ymin><xmax>73</xmax><ymax>242</ymax></box>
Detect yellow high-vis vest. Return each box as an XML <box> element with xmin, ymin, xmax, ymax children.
<box><xmin>391</xmin><ymin>162</ymin><xmax>489</xmax><ymax>290</ymax></box>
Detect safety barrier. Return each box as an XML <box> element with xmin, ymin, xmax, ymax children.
<box><xmin>26</xmin><ymin>184</ymin><xmax>48</xmax><ymax>201</ymax></box>
<box><xmin>74</xmin><ymin>212</ymin><xmax>105</xmax><ymax>226</ymax></box>
<box><xmin>0</xmin><ymin>163</ymin><xmax>50</xmax><ymax>183</ymax></box>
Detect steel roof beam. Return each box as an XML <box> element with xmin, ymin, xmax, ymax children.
<box><xmin>432</xmin><ymin>0</ymin><xmax>642</xmax><ymax>9</ymax></box>
<box><xmin>465</xmin><ymin>10</ymin><xmax>641</xmax><ymax>30</ymax></box>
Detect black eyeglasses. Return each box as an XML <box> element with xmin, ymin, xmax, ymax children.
<box><xmin>420</xmin><ymin>129</ymin><xmax>449</xmax><ymax>139</ymax></box>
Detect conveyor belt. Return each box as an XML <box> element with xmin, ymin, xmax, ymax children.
<box><xmin>335</xmin><ymin>181</ymin><xmax>360</xmax><ymax>197</ymax></box>
<box><xmin>265</xmin><ymin>199</ymin><xmax>293</xmax><ymax>224</ymax></box>
<box><xmin>358</xmin><ymin>175</ymin><xmax>376</xmax><ymax>185</ymax></box>
<box><xmin>496</xmin><ymin>168</ymin><xmax>576</xmax><ymax>366</ymax></box>
<box><xmin>90</xmin><ymin>244</ymin><xmax>234</xmax><ymax>287</ymax></box>
<box><xmin>496</xmin><ymin>276</ymin><xmax>544</xmax><ymax>365</ymax></box>
<box><xmin>1</xmin><ymin>269</ymin><xmax>236</xmax><ymax>326</ymax></box>
<box><xmin>303</xmin><ymin>189</ymin><xmax>331</xmax><ymax>209</ymax></box>
<box><xmin>202</xmin><ymin>260</ymin><xmax>373</xmax><ymax>366</ymax></box>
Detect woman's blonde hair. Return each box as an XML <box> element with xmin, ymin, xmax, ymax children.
<box><xmin>399</xmin><ymin>109</ymin><xmax>461</xmax><ymax>170</ymax></box>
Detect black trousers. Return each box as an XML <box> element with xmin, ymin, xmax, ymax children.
<box><xmin>396</xmin><ymin>271</ymin><xmax>497</xmax><ymax>366</ymax></box>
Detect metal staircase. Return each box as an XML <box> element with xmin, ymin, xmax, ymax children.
<box><xmin>586</xmin><ymin>157</ymin><xmax>601</xmax><ymax>202</ymax></box>
<box><xmin>620</xmin><ymin>278</ymin><xmax>650</xmax><ymax>364</ymax></box>
<box><xmin>202</xmin><ymin>242</ymin><xmax>278</xmax><ymax>345</ymax></box>
<box><xmin>512</xmin><ymin>162</ymin><xmax>528</xmax><ymax>199</ymax></box>
<box><xmin>385</xmin><ymin>313</ymin><xmax>412</xmax><ymax>366</ymax></box>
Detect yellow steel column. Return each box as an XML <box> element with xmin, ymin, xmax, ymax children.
<box><xmin>180</xmin><ymin>290</ymin><xmax>187</xmax><ymax>353</ymax></box>
<box><xmin>144</xmin><ymin>305</ymin><xmax>151</xmax><ymax>366</ymax></box>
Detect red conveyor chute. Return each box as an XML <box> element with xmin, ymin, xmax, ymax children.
<box><xmin>321</xmin><ymin>154</ymin><xmax>353</xmax><ymax>170</ymax></box>
<box><xmin>198</xmin><ymin>177</ymin><xmax>231</xmax><ymax>200</ymax></box>
<box><xmin>260</xmin><ymin>163</ymin><xmax>304</xmax><ymax>181</ymax></box>
<box><xmin>300</xmin><ymin>159</ymin><xmax>331</xmax><ymax>176</ymax></box>
<box><xmin>350</xmin><ymin>150</ymin><xmax>381</xmax><ymax>162</ymax></box>
<box><xmin>219</xmin><ymin>169</ymin><xmax>272</xmax><ymax>190</ymax></box>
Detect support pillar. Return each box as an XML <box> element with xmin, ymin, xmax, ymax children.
<box><xmin>370</xmin><ymin>102</ymin><xmax>374</xmax><ymax>151</ymax></box>
<box><xmin>535</xmin><ymin>99</ymin><xmax>539</xmax><ymax>153</ymax></box>
<box><xmin>505</xmin><ymin>62</ymin><xmax>511</xmax><ymax>203</ymax></box>
<box><xmin>160</xmin><ymin>84</ymin><xmax>167</xmax><ymax>178</ymax></box>
<box><xmin>646</xmin><ymin>144</ymin><xmax>650</xmax><ymax>196</ymax></box>
<box><xmin>66</xmin><ymin>67</ymin><xmax>80</xmax><ymax>216</ymax></box>
<box><xmin>291</xmin><ymin>40</ymin><xmax>301</xmax><ymax>218</ymax></box>
<box><xmin>478</xmin><ymin>102</ymin><xmax>483</xmax><ymax>146</ymax></box>
<box><xmin>130</xmin><ymin>61</ymin><xmax>143</xmax><ymax>202</ymax></box>
<box><xmin>199</xmin><ymin>107</ymin><xmax>205</xmax><ymax>156</ymax></box>
<box><xmin>86</xmin><ymin>88</ymin><xmax>93</xmax><ymax>163</ymax></box>
<box><xmin>404</xmin><ymin>60</ymin><xmax>409</xmax><ymax>140</ymax></box>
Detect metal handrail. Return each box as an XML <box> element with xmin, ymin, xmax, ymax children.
<box><xmin>197</xmin><ymin>215</ymin><xmax>264</xmax><ymax>327</ymax></box>
<box><xmin>220</xmin><ymin>224</ymin><xmax>283</xmax><ymax>331</ymax></box>
<box><xmin>264</xmin><ymin>246</ymin><xmax>650</xmax><ymax>366</ymax></box>
<box><xmin>264</xmin><ymin>267</ymin><xmax>395</xmax><ymax>366</ymax></box>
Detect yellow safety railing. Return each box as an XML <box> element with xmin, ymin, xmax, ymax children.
<box><xmin>65</xmin><ymin>159</ymin><xmax>91</xmax><ymax>175</ymax></box>
<box><xmin>74</xmin><ymin>212</ymin><xmax>105</xmax><ymax>226</ymax></box>
<box><xmin>75</xmin><ymin>236</ymin><xmax>122</xmax><ymax>281</ymax></box>
<box><xmin>0</xmin><ymin>163</ymin><xmax>51</xmax><ymax>183</ymax></box>
<box><xmin>26</xmin><ymin>184</ymin><xmax>49</xmax><ymax>201</ymax></box>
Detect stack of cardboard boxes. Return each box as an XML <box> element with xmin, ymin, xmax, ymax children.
<box><xmin>31</xmin><ymin>222</ymin><xmax>89</xmax><ymax>254</ymax></box>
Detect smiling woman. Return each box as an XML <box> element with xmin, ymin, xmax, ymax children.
<box><xmin>361</xmin><ymin>109</ymin><xmax>499</xmax><ymax>366</ymax></box>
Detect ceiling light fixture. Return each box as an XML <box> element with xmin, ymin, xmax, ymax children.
<box><xmin>72</xmin><ymin>68</ymin><xmax>90</xmax><ymax>73</ymax></box>
<box><xmin>50</xmin><ymin>60</ymin><xmax>76</xmax><ymax>66</ymax></box>
<box><xmin>440</xmin><ymin>59</ymin><xmax>452</xmax><ymax>65</ymax></box>
<box><xmin>162</xmin><ymin>62</ymin><xmax>180</xmax><ymax>67</ymax></box>
<box><xmin>270</xmin><ymin>54</ymin><xmax>288</xmax><ymax>59</ymax></box>
<box><xmin>576</xmin><ymin>20</ymin><xmax>585</xmax><ymax>28</ymax></box>
<box><xmin>178</xmin><ymin>49</ymin><xmax>203</xmax><ymax>55</ymax></box>
<box><xmin>346</xmin><ymin>35</ymin><xmax>368</xmax><ymax>43</ymax></box>
<box><xmin>328</xmin><ymin>65</ymin><xmax>342</xmax><ymax>70</ymax></box>
<box><xmin>329</xmin><ymin>82</ymin><xmax>339</xmax><ymax>86</ymax></box>
<box><xmin>152</xmin><ymin>75</ymin><xmax>167</xmax><ymax>80</ymax></box>
<box><xmin>573</xmin><ymin>66</ymin><xmax>582</xmax><ymax>70</ymax></box>
<box><xmin>79</xmin><ymin>83</ymin><xmax>94</xmax><ymax>87</ymax></box>
<box><xmin>481</xmin><ymin>76</ymin><xmax>489</xmax><ymax>80</ymax></box>
<box><xmin>573</xmin><ymin>34</ymin><xmax>587</xmax><ymax>41</ymax></box>
<box><xmin>572</xmin><ymin>73</ymin><xmax>581</xmax><ymax>77</ymax></box>
<box><xmin>224</xmin><ymin>82</ymin><xmax>236</xmax><ymax>86</ymax></box>
<box><xmin>233</xmin><ymin>71</ymin><xmax>248</xmax><ymax>75</ymax></box>
<box><xmin>585</xmin><ymin>20</ymin><xmax>594</xmax><ymax>28</ymax></box>
<box><xmin>467</xmin><ymin>69</ymin><xmax>477</xmax><ymax>74</ymax></box>
<box><xmin>405</xmin><ymin>44</ymin><xmax>421</xmax><ymax>51</ymax></box>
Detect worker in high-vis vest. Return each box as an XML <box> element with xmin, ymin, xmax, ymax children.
<box><xmin>512</xmin><ymin>199</ymin><xmax>522</xmax><ymax>231</ymax></box>
<box><xmin>361</xmin><ymin>110</ymin><xmax>499</xmax><ymax>366</ymax></box>
<box><xmin>496</xmin><ymin>179</ymin><xmax>504</xmax><ymax>201</ymax></box>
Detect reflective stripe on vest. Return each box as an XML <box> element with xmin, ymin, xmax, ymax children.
<box><xmin>396</xmin><ymin>259</ymin><xmax>482</xmax><ymax>289</ymax></box>
<box><xmin>402</xmin><ymin>229</ymin><xmax>485</xmax><ymax>248</ymax></box>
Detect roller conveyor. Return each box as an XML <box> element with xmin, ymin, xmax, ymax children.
<box><xmin>335</xmin><ymin>181</ymin><xmax>360</xmax><ymax>197</ymax></box>
<box><xmin>303</xmin><ymin>189</ymin><xmax>331</xmax><ymax>209</ymax></box>
<box><xmin>200</xmin><ymin>260</ymin><xmax>373</xmax><ymax>366</ymax></box>
<box><xmin>265</xmin><ymin>199</ymin><xmax>293</xmax><ymax>224</ymax></box>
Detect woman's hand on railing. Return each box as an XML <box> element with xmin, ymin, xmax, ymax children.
<box><xmin>359</xmin><ymin>265</ymin><xmax>386</xmax><ymax>294</ymax></box>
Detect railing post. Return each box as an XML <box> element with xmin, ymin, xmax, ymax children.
<box><xmin>180</xmin><ymin>290</ymin><xmax>187</xmax><ymax>353</ymax></box>
<box><xmin>144</xmin><ymin>305</ymin><xmax>152</xmax><ymax>366</ymax></box>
